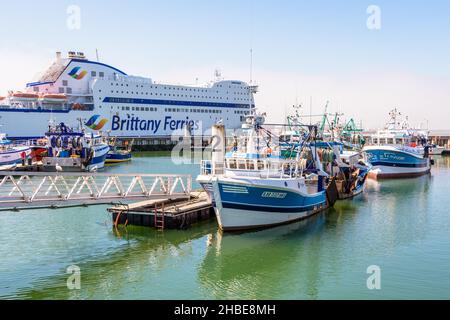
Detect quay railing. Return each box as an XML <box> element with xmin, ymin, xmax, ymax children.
<box><xmin>0</xmin><ymin>172</ymin><xmax>192</xmax><ymax>209</ymax></box>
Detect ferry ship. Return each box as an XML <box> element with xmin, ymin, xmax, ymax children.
<box><xmin>0</xmin><ymin>51</ymin><xmax>257</xmax><ymax>139</ymax></box>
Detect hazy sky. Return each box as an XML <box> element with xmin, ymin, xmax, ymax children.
<box><xmin>0</xmin><ymin>0</ymin><xmax>449</xmax><ymax>129</ymax></box>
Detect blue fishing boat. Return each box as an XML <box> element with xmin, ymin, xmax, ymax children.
<box><xmin>363</xmin><ymin>109</ymin><xmax>432</xmax><ymax>179</ymax></box>
<box><xmin>42</xmin><ymin>121</ymin><xmax>109</xmax><ymax>172</ymax></box>
<box><xmin>198</xmin><ymin>114</ymin><xmax>338</xmax><ymax>232</ymax></box>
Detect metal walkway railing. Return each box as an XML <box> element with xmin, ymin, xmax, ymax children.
<box><xmin>0</xmin><ymin>172</ymin><xmax>192</xmax><ymax>209</ymax></box>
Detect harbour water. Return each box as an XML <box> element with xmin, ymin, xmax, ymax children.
<box><xmin>1</xmin><ymin>154</ymin><xmax>450</xmax><ymax>300</ymax></box>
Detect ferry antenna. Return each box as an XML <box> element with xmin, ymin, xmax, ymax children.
<box><xmin>250</xmin><ymin>48</ymin><xmax>253</xmax><ymax>85</ymax></box>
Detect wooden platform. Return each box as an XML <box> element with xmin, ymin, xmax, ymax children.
<box><xmin>108</xmin><ymin>191</ymin><xmax>214</xmax><ymax>230</ymax></box>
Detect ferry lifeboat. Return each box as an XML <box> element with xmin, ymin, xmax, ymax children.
<box><xmin>40</xmin><ymin>94</ymin><xmax>68</xmax><ymax>103</ymax></box>
<box><xmin>11</xmin><ymin>92</ymin><xmax>39</xmax><ymax>101</ymax></box>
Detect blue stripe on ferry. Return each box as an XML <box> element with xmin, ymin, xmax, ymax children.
<box><xmin>26</xmin><ymin>81</ymin><xmax>54</xmax><ymax>88</ymax></box>
<box><xmin>26</xmin><ymin>59</ymin><xmax>127</xmax><ymax>87</ymax></box>
<box><xmin>0</xmin><ymin>108</ymin><xmax>70</xmax><ymax>114</ymax></box>
<box><xmin>103</xmin><ymin>97</ymin><xmax>255</xmax><ymax>109</ymax></box>
<box><xmin>71</xmin><ymin>59</ymin><xmax>127</xmax><ymax>76</ymax></box>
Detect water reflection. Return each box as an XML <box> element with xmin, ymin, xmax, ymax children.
<box><xmin>198</xmin><ymin>214</ymin><xmax>328</xmax><ymax>299</ymax></box>
<box><xmin>10</xmin><ymin>222</ymin><xmax>216</xmax><ymax>300</ymax></box>
<box><xmin>1</xmin><ymin>155</ymin><xmax>449</xmax><ymax>299</ymax></box>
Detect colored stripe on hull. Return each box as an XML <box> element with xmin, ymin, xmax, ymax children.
<box><xmin>105</xmin><ymin>159</ymin><xmax>131</xmax><ymax>164</ymax></box>
<box><xmin>217</xmin><ymin>205</ymin><xmax>328</xmax><ymax>232</ymax></box>
<box><xmin>369</xmin><ymin>161</ymin><xmax>429</xmax><ymax>168</ymax></box>
<box><xmin>222</xmin><ymin>202</ymin><xmax>322</xmax><ymax>213</ymax></box>
<box><xmin>368</xmin><ymin>169</ymin><xmax>431</xmax><ymax>180</ymax></box>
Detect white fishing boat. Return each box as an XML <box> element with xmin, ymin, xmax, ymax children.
<box><xmin>0</xmin><ymin>133</ymin><xmax>31</xmax><ymax>169</ymax></box>
<box><xmin>429</xmin><ymin>144</ymin><xmax>445</xmax><ymax>156</ymax></box>
<box><xmin>363</xmin><ymin>109</ymin><xmax>432</xmax><ymax>179</ymax></box>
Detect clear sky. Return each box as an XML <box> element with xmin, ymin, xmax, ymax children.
<box><xmin>1</xmin><ymin>0</ymin><xmax>449</xmax><ymax>129</ymax></box>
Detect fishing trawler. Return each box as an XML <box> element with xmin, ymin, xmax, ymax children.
<box><xmin>41</xmin><ymin>120</ymin><xmax>109</xmax><ymax>172</ymax></box>
<box><xmin>197</xmin><ymin>114</ymin><xmax>339</xmax><ymax>232</ymax></box>
<box><xmin>105</xmin><ymin>137</ymin><xmax>132</xmax><ymax>164</ymax></box>
<box><xmin>363</xmin><ymin>109</ymin><xmax>432</xmax><ymax>179</ymax></box>
<box><xmin>284</xmin><ymin>106</ymin><xmax>371</xmax><ymax>199</ymax></box>
<box><xmin>0</xmin><ymin>51</ymin><xmax>257</xmax><ymax>140</ymax></box>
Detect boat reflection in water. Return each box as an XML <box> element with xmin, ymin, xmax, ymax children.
<box><xmin>198</xmin><ymin>214</ymin><xmax>329</xmax><ymax>299</ymax></box>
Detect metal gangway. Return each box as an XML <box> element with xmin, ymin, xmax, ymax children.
<box><xmin>0</xmin><ymin>172</ymin><xmax>192</xmax><ymax>210</ymax></box>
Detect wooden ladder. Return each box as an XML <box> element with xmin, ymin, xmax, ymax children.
<box><xmin>154</xmin><ymin>204</ymin><xmax>165</xmax><ymax>231</ymax></box>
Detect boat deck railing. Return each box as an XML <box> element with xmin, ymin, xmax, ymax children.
<box><xmin>201</xmin><ymin>159</ymin><xmax>306</xmax><ymax>179</ymax></box>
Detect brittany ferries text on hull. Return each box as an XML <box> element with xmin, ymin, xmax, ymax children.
<box><xmin>0</xmin><ymin>51</ymin><xmax>258</xmax><ymax>139</ymax></box>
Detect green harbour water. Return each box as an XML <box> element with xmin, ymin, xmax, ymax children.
<box><xmin>1</xmin><ymin>154</ymin><xmax>450</xmax><ymax>300</ymax></box>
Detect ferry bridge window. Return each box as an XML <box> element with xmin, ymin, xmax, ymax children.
<box><xmin>33</xmin><ymin>87</ymin><xmax>39</xmax><ymax>92</ymax></box>
<box><xmin>99</xmin><ymin>72</ymin><xmax>104</xmax><ymax>77</ymax></box>
<box><xmin>91</xmin><ymin>71</ymin><xmax>97</xmax><ymax>77</ymax></box>
<box><xmin>62</xmin><ymin>80</ymin><xmax>68</xmax><ymax>86</ymax></box>
<box><xmin>59</xmin><ymin>87</ymin><xmax>64</xmax><ymax>93</ymax></box>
